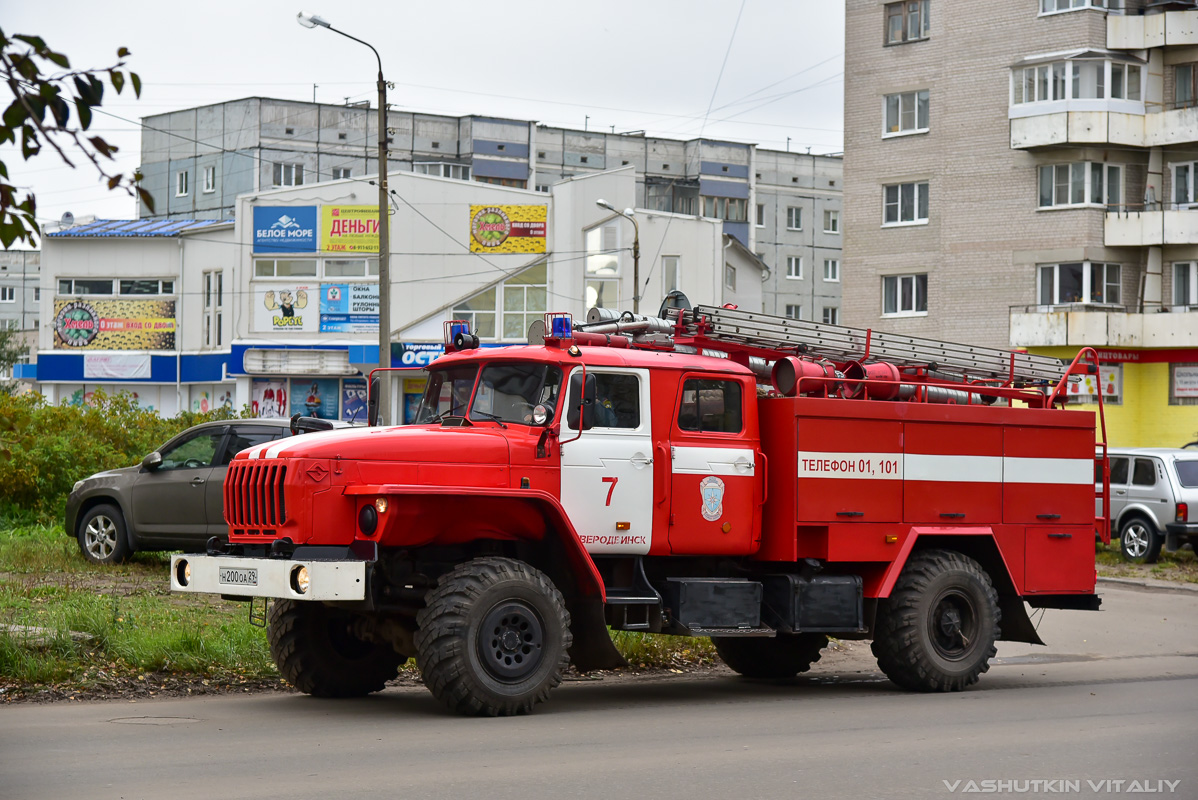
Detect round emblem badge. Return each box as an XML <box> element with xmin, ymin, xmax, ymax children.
<box><xmin>699</xmin><ymin>475</ymin><xmax>726</xmax><ymax>522</ymax></box>
<box><xmin>54</xmin><ymin>301</ymin><xmax>100</xmax><ymax>347</ymax></box>
<box><xmin>470</xmin><ymin>206</ymin><xmax>512</xmax><ymax>248</ymax></box>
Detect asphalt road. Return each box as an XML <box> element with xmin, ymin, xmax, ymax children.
<box><xmin>2</xmin><ymin>583</ymin><xmax>1196</xmax><ymax>800</ymax></box>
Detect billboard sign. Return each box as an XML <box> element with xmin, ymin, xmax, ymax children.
<box><xmin>253</xmin><ymin>285</ymin><xmax>317</xmax><ymax>333</ymax></box>
<box><xmin>321</xmin><ymin>205</ymin><xmax>380</xmax><ymax>253</ymax></box>
<box><xmin>53</xmin><ymin>299</ymin><xmax>176</xmax><ymax>350</ymax></box>
<box><xmin>253</xmin><ymin>206</ymin><xmax>317</xmax><ymax>253</ymax></box>
<box><xmin>320</xmin><ymin>283</ymin><xmax>379</xmax><ymax>333</ymax></box>
<box><xmin>469</xmin><ymin>205</ymin><xmax>546</xmax><ymax>254</ymax></box>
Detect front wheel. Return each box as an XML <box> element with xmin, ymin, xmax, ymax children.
<box><xmin>268</xmin><ymin>600</ymin><xmax>406</xmax><ymax>697</ymax></box>
<box><xmin>871</xmin><ymin>549</ymin><xmax>1000</xmax><ymax>692</ymax></box>
<box><xmin>77</xmin><ymin>504</ymin><xmax>131</xmax><ymax>565</ymax></box>
<box><xmin>713</xmin><ymin>633</ymin><xmax>828</xmax><ymax>679</ymax></box>
<box><xmin>415</xmin><ymin>557</ymin><xmax>571</xmax><ymax>716</ymax></box>
<box><xmin>1119</xmin><ymin>517</ymin><xmax>1162</xmax><ymax>564</ymax></box>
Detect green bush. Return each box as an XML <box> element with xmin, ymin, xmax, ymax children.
<box><xmin>0</xmin><ymin>390</ymin><xmax>245</xmax><ymax>520</ymax></box>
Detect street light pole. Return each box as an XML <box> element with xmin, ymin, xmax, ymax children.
<box><xmin>595</xmin><ymin>199</ymin><xmax>640</xmax><ymax>314</ymax></box>
<box><xmin>298</xmin><ymin>11</ymin><xmax>392</xmax><ymax>422</ymax></box>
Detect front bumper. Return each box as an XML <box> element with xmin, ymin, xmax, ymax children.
<box><xmin>170</xmin><ymin>554</ymin><xmax>366</xmax><ymax>601</ymax></box>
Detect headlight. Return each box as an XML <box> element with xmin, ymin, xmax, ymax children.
<box><xmin>532</xmin><ymin>404</ymin><xmax>549</xmax><ymax>425</ymax></box>
<box><xmin>374</xmin><ymin>497</ymin><xmax>388</xmax><ymax>514</ymax></box>
<box><xmin>73</xmin><ymin>480</ymin><xmax>85</xmax><ymax>493</ymax></box>
<box><xmin>290</xmin><ymin>565</ymin><xmax>310</xmax><ymax>594</ymax></box>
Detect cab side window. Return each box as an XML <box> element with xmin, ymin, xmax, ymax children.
<box><xmin>592</xmin><ymin>373</ymin><xmax>640</xmax><ymax>429</ymax></box>
<box><xmin>220</xmin><ymin>427</ymin><xmax>286</xmax><ymax>466</ymax></box>
<box><xmin>160</xmin><ymin>430</ymin><xmax>224</xmax><ymax>470</ymax></box>
<box><xmin>1131</xmin><ymin>458</ymin><xmax>1157</xmax><ymax>487</ymax></box>
<box><xmin>678</xmin><ymin>379</ymin><xmax>743</xmax><ymax>433</ymax></box>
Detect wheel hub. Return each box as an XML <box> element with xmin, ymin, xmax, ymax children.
<box><xmin>478</xmin><ymin>601</ymin><xmax>544</xmax><ymax>683</ymax></box>
<box><xmin>928</xmin><ymin>590</ymin><xmax>977</xmax><ymax>661</ymax></box>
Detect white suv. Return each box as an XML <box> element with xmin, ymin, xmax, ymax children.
<box><xmin>1100</xmin><ymin>448</ymin><xmax>1198</xmax><ymax>563</ymax></box>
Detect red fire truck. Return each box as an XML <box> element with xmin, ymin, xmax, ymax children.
<box><xmin>171</xmin><ymin>304</ymin><xmax>1108</xmax><ymax>716</ymax></box>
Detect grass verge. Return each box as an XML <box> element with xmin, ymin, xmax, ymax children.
<box><xmin>1095</xmin><ymin>539</ymin><xmax>1198</xmax><ymax>583</ymax></box>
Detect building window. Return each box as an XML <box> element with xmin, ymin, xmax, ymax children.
<box><xmin>58</xmin><ymin>279</ymin><xmax>114</xmax><ymax>295</ymax></box>
<box><xmin>415</xmin><ymin>162</ymin><xmax>470</xmax><ymax>181</ymax></box>
<box><xmin>1038</xmin><ymin>163</ymin><xmax>1121</xmax><ymax>209</ymax></box>
<box><xmin>786</xmin><ymin>256</ymin><xmax>802</xmax><ymax>280</ymax></box>
<box><xmin>535</xmin><ymin>184</ymin><xmax>551</xmax><ymax>193</ymax></box>
<box><xmin>725</xmin><ymin>265</ymin><xmax>737</xmax><ymax>291</ymax></box>
<box><xmin>702</xmin><ymin>196</ymin><xmax>748</xmax><ymax>222</ymax></box>
<box><xmin>332</xmin><ymin>167</ymin><xmax>352</xmax><ymax>180</ymax></box>
<box><xmin>202</xmin><ymin>166</ymin><xmax>216</xmax><ymax>194</ymax></box>
<box><xmin>325</xmin><ymin>259</ymin><xmax>379</xmax><ymax>278</ymax></box>
<box><xmin>585</xmin><ymin>223</ymin><xmax>620</xmax><ymax>309</ymax></box>
<box><xmin>1169</xmin><ymin>363</ymin><xmax>1198</xmax><ymax>406</ymax></box>
<box><xmin>475</xmin><ymin>176</ymin><xmax>527</xmax><ymax>189</ymax></box>
<box><xmin>1175</xmin><ymin>64</ymin><xmax>1196</xmax><ymax>109</ymax></box>
<box><xmin>822</xmin><ymin>307</ymin><xmax>839</xmax><ymax>325</ymax></box>
<box><xmin>823</xmin><ymin>259</ymin><xmax>840</xmax><ymax>282</ymax></box>
<box><xmin>786</xmin><ymin>206</ymin><xmax>802</xmax><ymax>230</ymax></box>
<box><xmin>882</xmin><ymin>273</ymin><xmax>928</xmax><ymax>316</ymax></box>
<box><xmin>175</xmin><ymin>170</ymin><xmax>189</xmax><ymax>197</ymax></box>
<box><xmin>1172</xmin><ymin>162</ymin><xmax>1198</xmax><ymax>208</ymax></box>
<box><xmin>33</xmin><ymin>288</ymin><xmax>40</xmax><ymax>301</ymax></box>
<box><xmin>0</xmin><ymin>286</ymin><xmax>14</xmax><ymax>303</ymax></box>
<box><xmin>883</xmin><ymin>181</ymin><xmax>929</xmax><ymax>225</ymax></box>
<box><xmin>203</xmin><ymin>270</ymin><xmax>224</xmax><ymax>348</ymax></box>
<box><xmin>755</xmin><ymin>203</ymin><xmax>765</xmax><ymax>227</ymax></box>
<box><xmin>1038</xmin><ymin>262</ymin><xmax>1121</xmax><ymax>305</ymax></box>
<box><xmin>253</xmin><ymin>259</ymin><xmax>318</xmax><ymax>278</ymax></box>
<box><xmin>452</xmin><ymin>263</ymin><xmax>548</xmax><ymax>341</ymax></box>
<box><xmin>883</xmin><ymin>90</ymin><xmax>929</xmax><ymax>135</ymax></box>
<box><xmin>662</xmin><ymin>255</ymin><xmax>680</xmax><ymax>295</ymax></box>
<box><xmin>272</xmin><ymin>162</ymin><xmax>304</xmax><ymax>187</ymax></box>
<box><xmin>119</xmin><ymin>279</ymin><xmax>174</xmax><ymax>295</ymax></box>
<box><xmin>1040</xmin><ymin>0</ymin><xmax>1123</xmax><ymax>15</ymax></box>
<box><xmin>885</xmin><ymin>0</ymin><xmax>930</xmax><ymax>45</ymax></box>
<box><xmin>1013</xmin><ymin>59</ymin><xmax>1140</xmax><ymax>105</ymax></box>
<box><xmin>823</xmin><ymin>209</ymin><xmax>840</xmax><ymax>233</ymax></box>
<box><xmin>785</xmin><ymin>304</ymin><xmax>802</xmax><ymax>320</ymax></box>
<box><xmin>1175</xmin><ymin>262</ymin><xmax>1197</xmax><ymax>308</ymax></box>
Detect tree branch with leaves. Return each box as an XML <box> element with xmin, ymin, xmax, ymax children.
<box><xmin>0</xmin><ymin>28</ymin><xmax>153</xmax><ymax>248</ymax></box>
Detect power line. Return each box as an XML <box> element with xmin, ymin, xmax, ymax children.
<box><xmin>698</xmin><ymin>0</ymin><xmax>748</xmax><ymax>143</ymax></box>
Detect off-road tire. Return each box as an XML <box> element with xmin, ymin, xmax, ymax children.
<box><xmin>871</xmin><ymin>549</ymin><xmax>1000</xmax><ymax>692</ymax></box>
<box><xmin>1119</xmin><ymin>515</ymin><xmax>1162</xmax><ymax>564</ymax></box>
<box><xmin>267</xmin><ymin>600</ymin><xmax>405</xmax><ymax>697</ymax></box>
<box><xmin>77</xmin><ymin>503</ymin><xmax>132</xmax><ymax>565</ymax></box>
<box><xmin>415</xmin><ymin>557</ymin><xmax>571</xmax><ymax>716</ymax></box>
<box><xmin>712</xmin><ymin>633</ymin><xmax>829</xmax><ymax>679</ymax></box>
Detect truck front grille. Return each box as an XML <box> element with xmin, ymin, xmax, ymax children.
<box><xmin>225</xmin><ymin>462</ymin><xmax>287</xmax><ymax>527</ymax></box>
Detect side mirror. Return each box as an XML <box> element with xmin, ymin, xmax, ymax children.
<box><xmin>566</xmin><ymin>371</ymin><xmax>597</xmax><ymax>431</ymax></box>
<box><xmin>142</xmin><ymin>452</ymin><xmax>163</xmax><ymax>471</ymax></box>
<box><xmin>367</xmin><ymin>373</ymin><xmax>382</xmax><ymax>427</ymax></box>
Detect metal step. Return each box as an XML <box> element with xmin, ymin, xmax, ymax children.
<box><xmin>674</xmin><ymin>305</ymin><xmax>1069</xmax><ymax>385</ymax></box>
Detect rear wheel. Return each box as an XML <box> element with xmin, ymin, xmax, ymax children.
<box><xmin>415</xmin><ymin>557</ymin><xmax>571</xmax><ymax>716</ymax></box>
<box><xmin>713</xmin><ymin>633</ymin><xmax>828</xmax><ymax>679</ymax></box>
<box><xmin>268</xmin><ymin>600</ymin><xmax>405</xmax><ymax>697</ymax></box>
<box><xmin>1119</xmin><ymin>516</ymin><xmax>1162</xmax><ymax>564</ymax></box>
<box><xmin>77</xmin><ymin>504</ymin><xmax>131</xmax><ymax>565</ymax></box>
<box><xmin>871</xmin><ymin>549</ymin><xmax>1000</xmax><ymax>692</ymax></box>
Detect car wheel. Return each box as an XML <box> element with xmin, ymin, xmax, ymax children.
<box><xmin>77</xmin><ymin>503</ymin><xmax>132</xmax><ymax>565</ymax></box>
<box><xmin>1119</xmin><ymin>516</ymin><xmax>1162</xmax><ymax>564</ymax></box>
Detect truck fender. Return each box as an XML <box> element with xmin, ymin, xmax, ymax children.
<box><xmin>877</xmin><ymin>528</ymin><xmax>1045</xmax><ymax>646</ymax></box>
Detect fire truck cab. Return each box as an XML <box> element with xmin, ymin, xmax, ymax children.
<box><xmin>171</xmin><ymin>306</ymin><xmax>1106</xmax><ymax>716</ymax></box>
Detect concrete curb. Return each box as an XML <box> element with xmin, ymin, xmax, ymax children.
<box><xmin>1097</xmin><ymin>576</ymin><xmax>1198</xmax><ymax>594</ymax></box>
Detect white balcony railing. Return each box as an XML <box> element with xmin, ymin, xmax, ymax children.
<box><xmin>1108</xmin><ymin>10</ymin><xmax>1198</xmax><ymax>51</ymax></box>
<box><xmin>1105</xmin><ymin>206</ymin><xmax>1198</xmax><ymax>246</ymax></box>
<box><xmin>1011</xmin><ymin>106</ymin><xmax>1198</xmax><ymax>149</ymax></box>
<box><xmin>1010</xmin><ymin>304</ymin><xmax>1198</xmax><ymax>349</ymax></box>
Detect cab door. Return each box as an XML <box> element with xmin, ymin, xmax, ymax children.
<box><xmin>559</xmin><ymin>367</ymin><xmax>654</xmax><ymax>555</ymax></box>
<box><xmin>668</xmin><ymin>375</ymin><xmax>759</xmax><ymax>555</ymax></box>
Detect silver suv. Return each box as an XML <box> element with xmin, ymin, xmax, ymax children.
<box><xmin>1100</xmin><ymin>448</ymin><xmax>1198</xmax><ymax>563</ymax></box>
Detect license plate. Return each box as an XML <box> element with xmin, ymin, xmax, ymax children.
<box><xmin>218</xmin><ymin>567</ymin><xmax>258</xmax><ymax>587</ymax></box>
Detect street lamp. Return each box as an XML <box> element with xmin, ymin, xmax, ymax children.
<box><xmin>298</xmin><ymin>11</ymin><xmax>393</xmax><ymax>423</ymax></box>
<box><xmin>595</xmin><ymin>199</ymin><xmax>640</xmax><ymax>314</ymax></box>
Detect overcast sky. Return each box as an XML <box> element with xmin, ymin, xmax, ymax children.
<box><xmin>4</xmin><ymin>0</ymin><xmax>844</xmax><ymax>241</ymax></box>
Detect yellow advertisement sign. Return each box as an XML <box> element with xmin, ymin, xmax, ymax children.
<box><xmin>53</xmin><ymin>298</ymin><xmax>176</xmax><ymax>350</ymax></box>
<box><xmin>321</xmin><ymin>205</ymin><xmax>380</xmax><ymax>253</ymax></box>
<box><xmin>469</xmin><ymin>205</ymin><xmax>547</xmax><ymax>254</ymax></box>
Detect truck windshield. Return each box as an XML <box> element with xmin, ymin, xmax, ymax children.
<box><xmin>470</xmin><ymin>363</ymin><xmax>563</xmax><ymax>426</ymax></box>
<box><xmin>415</xmin><ymin>365</ymin><xmax>479</xmax><ymax>423</ymax></box>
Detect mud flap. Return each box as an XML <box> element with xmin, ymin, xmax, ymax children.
<box><xmin>568</xmin><ymin>598</ymin><xmax>628</xmax><ymax>672</ymax></box>
<box><xmin>998</xmin><ymin>595</ymin><xmax>1045</xmax><ymax>646</ymax></box>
